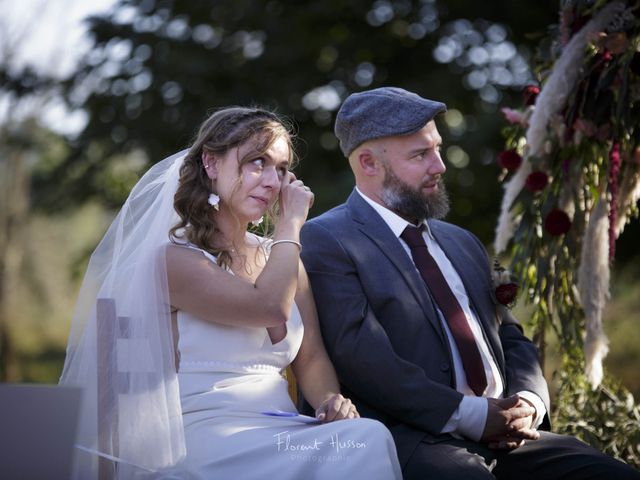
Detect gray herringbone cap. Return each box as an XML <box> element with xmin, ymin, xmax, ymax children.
<box><xmin>334</xmin><ymin>86</ymin><xmax>447</xmax><ymax>157</ymax></box>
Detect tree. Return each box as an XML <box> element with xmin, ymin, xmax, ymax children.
<box><xmin>0</xmin><ymin>0</ymin><xmax>73</xmax><ymax>381</ymax></box>
<box><xmin>49</xmin><ymin>0</ymin><xmax>557</xmax><ymax>245</ymax></box>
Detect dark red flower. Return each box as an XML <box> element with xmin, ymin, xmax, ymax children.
<box><xmin>544</xmin><ymin>209</ymin><xmax>572</xmax><ymax>236</ymax></box>
<box><xmin>497</xmin><ymin>150</ymin><xmax>522</xmax><ymax>172</ymax></box>
<box><xmin>495</xmin><ymin>283</ymin><xmax>518</xmax><ymax>306</ymax></box>
<box><xmin>525</xmin><ymin>171</ymin><xmax>549</xmax><ymax>192</ymax></box>
<box><xmin>523</xmin><ymin>85</ymin><xmax>540</xmax><ymax>106</ymax></box>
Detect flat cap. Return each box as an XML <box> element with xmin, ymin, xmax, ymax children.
<box><xmin>334</xmin><ymin>86</ymin><xmax>447</xmax><ymax>157</ymax></box>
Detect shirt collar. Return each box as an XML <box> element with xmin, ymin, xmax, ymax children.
<box><xmin>355</xmin><ymin>187</ymin><xmax>434</xmax><ymax>239</ymax></box>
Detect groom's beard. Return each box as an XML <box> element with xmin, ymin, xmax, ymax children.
<box><xmin>381</xmin><ymin>163</ymin><xmax>450</xmax><ymax>222</ymax></box>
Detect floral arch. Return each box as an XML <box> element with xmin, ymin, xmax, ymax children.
<box><xmin>494</xmin><ymin>0</ymin><xmax>640</xmax><ymax>465</ymax></box>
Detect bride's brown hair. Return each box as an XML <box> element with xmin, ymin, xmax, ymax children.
<box><xmin>170</xmin><ymin>107</ymin><xmax>295</xmax><ymax>267</ymax></box>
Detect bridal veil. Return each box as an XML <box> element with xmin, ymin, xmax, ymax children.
<box><xmin>59</xmin><ymin>150</ymin><xmax>189</xmax><ymax>477</ymax></box>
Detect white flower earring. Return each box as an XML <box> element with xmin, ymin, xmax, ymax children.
<box><xmin>208</xmin><ymin>192</ymin><xmax>220</xmax><ymax>210</ymax></box>
<box><xmin>204</xmin><ymin>157</ymin><xmax>220</xmax><ymax>210</ymax></box>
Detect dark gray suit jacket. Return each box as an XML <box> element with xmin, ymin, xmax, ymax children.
<box><xmin>300</xmin><ymin>190</ymin><xmax>550</xmax><ymax>467</ymax></box>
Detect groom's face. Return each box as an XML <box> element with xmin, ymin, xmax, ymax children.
<box><xmin>377</xmin><ymin>122</ymin><xmax>449</xmax><ymax>222</ymax></box>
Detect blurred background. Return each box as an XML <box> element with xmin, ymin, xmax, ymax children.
<box><xmin>0</xmin><ymin>0</ymin><xmax>638</xmax><ymax>403</ymax></box>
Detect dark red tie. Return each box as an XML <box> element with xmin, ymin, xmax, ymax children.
<box><xmin>401</xmin><ymin>225</ymin><xmax>487</xmax><ymax>396</ymax></box>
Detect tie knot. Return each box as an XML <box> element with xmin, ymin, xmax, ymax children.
<box><xmin>401</xmin><ymin>225</ymin><xmax>426</xmax><ymax>248</ymax></box>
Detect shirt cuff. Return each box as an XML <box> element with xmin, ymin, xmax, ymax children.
<box><xmin>440</xmin><ymin>395</ymin><xmax>487</xmax><ymax>442</ymax></box>
<box><xmin>517</xmin><ymin>390</ymin><xmax>546</xmax><ymax>429</ymax></box>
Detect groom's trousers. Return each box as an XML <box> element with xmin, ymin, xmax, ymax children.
<box><xmin>401</xmin><ymin>431</ymin><xmax>639</xmax><ymax>479</ymax></box>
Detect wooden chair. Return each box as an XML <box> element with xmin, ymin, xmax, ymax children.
<box><xmin>96</xmin><ymin>297</ymin><xmax>127</xmax><ymax>480</ymax></box>
<box><xmin>285</xmin><ymin>366</ymin><xmax>298</xmax><ymax>407</ymax></box>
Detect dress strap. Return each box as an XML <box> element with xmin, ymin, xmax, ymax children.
<box><xmin>170</xmin><ymin>242</ymin><xmax>219</xmax><ymax>265</ymax></box>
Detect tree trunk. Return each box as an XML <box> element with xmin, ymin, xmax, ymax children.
<box><xmin>0</xmin><ymin>136</ymin><xmax>30</xmax><ymax>382</ymax></box>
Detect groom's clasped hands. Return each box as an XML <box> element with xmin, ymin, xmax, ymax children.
<box><xmin>481</xmin><ymin>394</ymin><xmax>540</xmax><ymax>450</ymax></box>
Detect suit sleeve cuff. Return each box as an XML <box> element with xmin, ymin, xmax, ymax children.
<box><xmin>517</xmin><ymin>390</ymin><xmax>546</xmax><ymax>429</ymax></box>
<box><xmin>440</xmin><ymin>395</ymin><xmax>487</xmax><ymax>442</ymax></box>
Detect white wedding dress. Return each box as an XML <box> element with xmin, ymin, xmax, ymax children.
<box><xmin>170</xmin><ymin>246</ymin><xmax>402</xmax><ymax>479</ymax></box>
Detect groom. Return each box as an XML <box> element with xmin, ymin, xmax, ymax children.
<box><xmin>300</xmin><ymin>86</ymin><xmax>639</xmax><ymax>479</ymax></box>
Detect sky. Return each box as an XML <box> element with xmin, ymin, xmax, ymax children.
<box><xmin>1</xmin><ymin>0</ymin><xmax>116</xmax><ymax>134</ymax></box>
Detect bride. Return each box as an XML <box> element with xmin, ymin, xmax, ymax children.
<box><xmin>59</xmin><ymin>106</ymin><xmax>401</xmax><ymax>479</ymax></box>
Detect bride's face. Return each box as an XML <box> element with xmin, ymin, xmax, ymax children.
<box><xmin>214</xmin><ymin>135</ymin><xmax>290</xmax><ymax>223</ymax></box>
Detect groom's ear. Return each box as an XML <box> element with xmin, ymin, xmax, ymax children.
<box><xmin>356</xmin><ymin>148</ymin><xmax>382</xmax><ymax>177</ymax></box>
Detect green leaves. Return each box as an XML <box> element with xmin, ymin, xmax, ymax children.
<box><xmin>554</xmin><ymin>359</ymin><xmax>640</xmax><ymax>467</ymax></box>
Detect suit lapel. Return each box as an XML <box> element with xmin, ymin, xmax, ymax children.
<box><xmin>347</xmin><ymin>192</ymin><xmax>447</xmax><ymax>343</ymax></box>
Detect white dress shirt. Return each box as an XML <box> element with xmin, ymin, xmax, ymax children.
<box><xmin>355</xmin><ymin>188</ymin><xmax>545</xmax><ymax>441</ymax></box>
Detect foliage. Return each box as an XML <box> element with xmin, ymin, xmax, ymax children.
<box><xmin>553</xmin><ymin>358</ymin><xmax>640</xmax><ymax>469</ymax></box>
<box><xmin>40</xmin><ymin>0</ymin><xmax>557</xmax><ymax>245</ymax></box>
<box><xmin>496</xmin><ymin>0</ymin><xmax>640</xmax><ymax>463</ymax></box>
<box><xmin>0</xmin><ymin>18</ymin><xmax>64</xmax><ymax>379</ymax></box>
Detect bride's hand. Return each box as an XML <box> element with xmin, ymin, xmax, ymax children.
<box><xmin>315</xmin><ymin>393</ymin><xmax>360</xmax><ymax>423</ymax></box>
<box><xmin>278</xmin><ymin>172</ymin><xmax>314</xmax><ymax>227</ymax></box>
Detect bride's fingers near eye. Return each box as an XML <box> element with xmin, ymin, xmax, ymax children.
<box><xmin>287</xmin><ymin>179</ymin><xmax>302</xmax><ymax>190</ymax></box>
